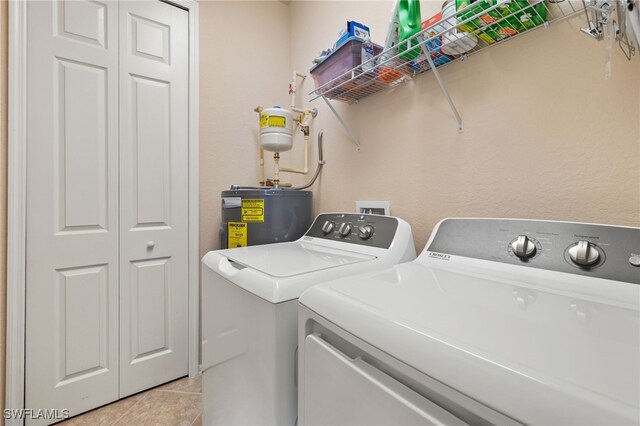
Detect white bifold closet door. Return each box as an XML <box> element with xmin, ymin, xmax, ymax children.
<box><xmin>118</xmin><ymin>1</ymin><xmax>189</xmax><ymax>397</ymax></box>
<box><xmin>25</xmin><ymin>0</ymin><xmax>189</xmax><ymax>422</ymax></box>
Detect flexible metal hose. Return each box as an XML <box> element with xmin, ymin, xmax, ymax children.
<box><xmin>291</xmin><ymin>131</ymin><xmax>325</xmax><ymax>190</ymax></box>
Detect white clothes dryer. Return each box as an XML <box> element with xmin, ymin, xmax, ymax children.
<box><xmin>201</xmin><ymin>213</ymin><xmax>415</xmax><ymax>425</ymax></box>
<box><xmin>298</xmin><ymin>218</ymin><xmax>640</xmax><ymax>426</ymax></box>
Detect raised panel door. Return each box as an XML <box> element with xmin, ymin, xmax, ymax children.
<box><xmin>118</xmin><ymin>0</ymin><xmax>189</xmax><ymax>397</ymax></box>
<box><xmin>25</xmin><ymin>0</ymin><xmax>120</xmax><ymax>422</ymax></box>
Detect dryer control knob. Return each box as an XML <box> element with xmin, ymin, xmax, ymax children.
<box><xmin>321</xmin><ymin>221</ymin><xmax>334</xmax><ymax>234</ymax></box>
<box><xmin>338</xmin><ymin>223</ymin><xmax>352</xmax><ymax>237</ymax></box>
<box><xmin>358</xmin><ymin>225</ymin><xmax>374</xmax><ymax>240</ymax></box>
<box><xmin>568</xmin><ymin>241</ymin><xmax>600</xmax><ymax>266</ymax></box>
<box><xmin>511</xmin><ymin>235</ymin><xmax>536</xmax><ymax>259</ymax></box>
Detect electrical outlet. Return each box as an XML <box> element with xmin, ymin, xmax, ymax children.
<box><xmin>356</xmin><ymin>201</ymin><xmax>390</xmax><ymax>216</ymax></box>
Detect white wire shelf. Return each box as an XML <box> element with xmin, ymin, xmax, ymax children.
<box><xmin>310</xmin><ymin>0</ymin><xmax>582</xmax><ymax>104</ymax></box>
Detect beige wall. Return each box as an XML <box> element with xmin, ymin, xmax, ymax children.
<box><xmin>199</xmin><ymin>1</ymin><xmax>640</xmax><ymax>255</ymax></box>
<box><xmin>288</xmin><ymin>1</ymin><xmax>640</xmax><ymax>251</ymax></box>
<box><xmin>199</xmin><ymin>0</ymin><xmax>291</xmax><ymax>256</ymax></box>
<box><xmin>1</xmin><ymin>0</ymin><xmax>8</xmax><ymax>420</ymax></box>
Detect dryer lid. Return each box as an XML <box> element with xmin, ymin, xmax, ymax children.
<box><xmin>300</xmin><ymin>260</ymin><xmax>640</xmax><ymax>425</ymax></box>
<box><xmin>221</xmin><ymin>241</ymin><xmax>375</xmax><ymax>278</ymax></box>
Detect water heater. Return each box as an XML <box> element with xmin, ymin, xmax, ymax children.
<box><xmin>220</xmin><ymin>188</ymin><xmax>313</xmax><ymax>249</ymax></box>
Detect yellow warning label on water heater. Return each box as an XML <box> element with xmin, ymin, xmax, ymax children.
<box><xmin>228</xmin><ymin>222</ymin><xmax>247</xmax><ymax>248</ymax></box>
<box><xmin>260</xmin><ymin>113</ymin><xmax>286</xmax><ymax>128</ymax></box>
<box><xmin>242</xmin><ymin>199</ymin><xmax>265</xmax><ymax>222</ymax></box>
<box><xmin>268</xmin><ymin>116</ymin><xmax>286</xmax><ymax>128</ymax></box>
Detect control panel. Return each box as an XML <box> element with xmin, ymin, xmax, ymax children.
<box><xmin>426</xmin><ymin>219</ymin><xmax>640</xmax><ymax>284</ymax></box>
<box><xmin>304</xmin><ymin>213</ymin><xmax>399</xmax><ymax>249</ymax></box>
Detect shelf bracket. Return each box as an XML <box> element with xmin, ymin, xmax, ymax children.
<box><xmin>419</xmin><ymin>38</ymin><xmax>464</xmax><ymax>133</ymax></box>
<box><xmin>321</xmin><ymin>95</ymin><xmax>361</xmax><ymax>150</ymax></box>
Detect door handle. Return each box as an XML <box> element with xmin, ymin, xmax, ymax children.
<box><xmin>147</xmin><ymin>241</ymin><xmax>156</xmax><ymax>250</ymax></box>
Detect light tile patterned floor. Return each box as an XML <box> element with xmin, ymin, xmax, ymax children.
<box><xmin>59</xmin><ymin>376</ymin><xmax>202</xmax><ymax>426</ymax></box>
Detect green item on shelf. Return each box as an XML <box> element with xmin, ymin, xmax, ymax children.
<box><xmin>519</xmin><ymin>13</ymin><xmax>536</xmax><ymax>29</ymax></box>
<box><xmin>398</xmin><ymin>0</ymin><xmax>422</xmax><ymax>60</ymax></box>
<box><xmin>496</xmin><ymin>15</ymin><xmax>525</xmax><ymax>38</ymax></box>
<box><xmin>477</xmin><ymin>27</ymin><xmax>502</xmax><ymax>44</ymax></box>
<box><xmin>456</xmin><ymin>0</ymin><xmax>500</xmax><ymax>44</ymax></box>
<box><xmin>497</xmin><ymin>0</ymin><xmax>546</xmax><ymax>25</ymax></box>
<box><xmin>456</xmin><ymin>0</ymin><xmax>547</xmax><ymax>44</ymax></box>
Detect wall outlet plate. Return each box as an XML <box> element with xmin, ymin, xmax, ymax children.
<box><xmin>356</xmin><ymin>201</ymin><xmax>390</xmax><ymax>216</ymax></box>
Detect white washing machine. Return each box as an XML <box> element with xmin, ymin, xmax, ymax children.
<box><xmin>298</xmin><ymin>218</ymin><xmax>640</xmax><ymax>425</ymax></box>
<box><xmin>201</xmin><ymin>212</ymin><xmax>415</xmax><ymax>425</ymax></box>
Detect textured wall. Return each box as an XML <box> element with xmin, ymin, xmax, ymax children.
<box><xmin>288</xmin><ymin>1</ymin><xmax>640</xmax><ymax>251</ymax></box>
<box><xmin>199</xmin><ymin>0</ymin><xmax>292</xmax><ymax>256</ymax></box>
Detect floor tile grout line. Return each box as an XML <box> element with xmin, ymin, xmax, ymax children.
<box><xmin>109</xmin><ymin>392</ymin><xmax>151</xmax><ymax>426</ymax></box>
<box><xmin>190</xmin><ymin>411</ymin><xmax>203</xmax><ymax>426</ymax></box>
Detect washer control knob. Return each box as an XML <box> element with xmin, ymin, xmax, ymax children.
<box><xmin>358</xmin><ymin>225</ymin><xmax>374</xmax><ymax>240</ymax></box>
<box><xmin>630</xmin><ymin>255</ymin><xmax>640</xmax><ymax>267</ymax></box>
<box><xmin>321</xmin><ymin>221</ymin><xmax>334</xmax><ymax>234</ymax></box>
<box><xmin>338</xmin><ymin>223</ymin><xmax>352</xmax><ymax>237</ymax></box>
<box><xmin>511</xmin><ymin>235</ymin><xmax>536</xmax><ymax>259</ymax></box>
<box><xmin>568</xmin><ymin>241</ymin><xmax>600</xmax><ymax>266</ymax></box>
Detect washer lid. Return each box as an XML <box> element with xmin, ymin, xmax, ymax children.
<box><xmin>221</xmin><ymin>241</ymin><xmax>375</xmax><ymax>278</ymax></box>
<box><xmin>300</xmin><ymin>260</ymin><xmax>640</xmax><ymax>425</ymax></box>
